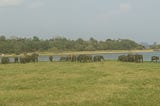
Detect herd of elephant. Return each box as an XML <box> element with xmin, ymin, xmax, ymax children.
<box><xmin>1</xmin><ymin>53</ymin><xmax>39</xmax><ymax>64</ymax></box>
<box><xmin>1</xmin><ymin>53</ymin><xmax>160</xmax><ymax>64</ymax></box>
<box><xmin>118</xmin><ymin>54</ymin><xmax>143</xmax><ymax>63</ymax></box>
<box><xmin>1</xmin><ymin>53</ymin><xmax>104</xmax><ymax>64</ymax></box>
<box><xmin>118</xmin><ymin>54</ymin><xmax>160</xmax><ymax>63</ymax></box>
<box><xmin>49</xmin><ymin>54</ymin><xmax>104</xmax><ymax>63</ymax></box>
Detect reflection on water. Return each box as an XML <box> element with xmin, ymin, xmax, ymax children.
<box><xmin>1</xmin><ymin>52</ymin><xmax>160</xmax><ymax>62</ymax></box>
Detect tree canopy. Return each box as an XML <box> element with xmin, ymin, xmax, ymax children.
<box><xmin>0</xmin><ymin>36</ymin><xmax>145</xmax><ymax>54</ymax></box>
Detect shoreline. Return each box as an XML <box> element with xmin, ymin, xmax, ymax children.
<box><xmin>39</xmin><ymin>49</ymin><xmax>154</xmax><ymax>56</ymax></box>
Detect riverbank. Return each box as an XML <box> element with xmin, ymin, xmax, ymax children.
<box><xmin>39</xmin><ymin>49</ymin><xmax>154</xmax><ymax>56</ymax></box>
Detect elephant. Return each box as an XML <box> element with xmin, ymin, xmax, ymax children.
<box><xmin>151</xmin><ymin>56</ymin><xmax>159</xmax><ymax>62</ymax></box>
<box><xmin>25</xmin><ymin>55</ymin><xmax>32</xmax><ymax>63</ymax></box>
<box><xmin>31</xmin><ymin>53</ymin><xmax>39</xmax><ymax>62</ymax></box>
<box><xmin>93</xmin><ymin>55</ymin><xmax>104</xmax><ymax>62</ymax></box>
<box><xmin>77</xmin><ymin>54</ymin><xmax>93</xmax><ymax>63</ymax></box>
<box><xmin>63</xmin><ymin>55</ymin><xmax>77</xmax><ymax>62</ymax></box>
<box><xmin>14</xmin><ymin>57</ymin><xmax>19</xmax><ymax>63</ymax></box>
<box><xmin>118</xmin><ymin>54</ymin><xmax>143</xmax><ymax>63</ymax></box>
<box><xmin>20</xmin><ymin>56</ymin><xmax>28</xmax><ymax>64</ymax></box>
<box><xmin>49</xmin><ymin>56</ymin><xmax>53</xmax><ymax>62</ymax></box>
<box><xmin>70</xmin><ymin>55</ymin><xmax>77</xmax><ymax>62</ymax></box>
<box><xmin>77</xmin><ymin>54</ymin><xmax>86</xmax><ymax>62</ymax></box>
<box><xmin>1</xmin><ymin>57</ymin><xmax>9</xmax><ymax>64</ymax></box>
<box><xmin>135</xmin><ymin>54</ymin><xmax>143</xmax><ymax>63</ymax></box>
<box><xmin>118</xmin><ymin>55</ymin><xmax>128</xmax><ymax>62</ymax></box>
<box><xmin>127</xmin><ymin>54</ymin><xmax>135</xmax><ymax>62</ymax></box>
<box><xmin>19</xmin><ymin>53</ymin><xmax>39</xmax><ymax>63</ymax></box>
<box><xmin>60</xmin><ymin>56</ymin><xmax>67</xmax><ymax>62</ymax></box>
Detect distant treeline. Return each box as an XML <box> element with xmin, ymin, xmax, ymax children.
<box><xmin>0</xmin><ymin>36</ymin><xmax>145</xmax><ymax>54</ymax></box>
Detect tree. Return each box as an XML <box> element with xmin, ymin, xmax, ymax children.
<box><xmin>0</xmin><ymin>35</ymin><xmax>6</xmax><ymax>41</ymax></box>
<box><xmin>33</xmin><ymin>36</ymin><xmax>40</xmax><ymax>41</ymax></box>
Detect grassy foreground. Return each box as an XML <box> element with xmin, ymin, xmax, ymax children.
<box><xmin>0</xmin><ymin>61</ymin><xmax>160</xmax><ymax>106</ymax></box>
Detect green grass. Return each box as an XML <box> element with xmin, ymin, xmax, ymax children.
<box><xmin>0</xmin><ymin>61</ymin><xmax>160</xmax><ymax>106</ymax></box>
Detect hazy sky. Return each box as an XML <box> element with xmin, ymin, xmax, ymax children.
<box><xmin>0</xmin><ymin>0</ymin><xmax>160</xmax><ymax>43</ymax></box>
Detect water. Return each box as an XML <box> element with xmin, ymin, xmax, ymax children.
<box><xmin>97</xmin><ymin>52</ymin><xmax>160</xmax><ymax>61</ymax></box>
<box><xmin>1</xmin><ymin>51</ymin><xmax>160</xmax><ymax>62</ymax></box>
<box><xmin>39</xmin><ymin>51</ymin><xmax>160</xmax><ymax>62</ymax></box>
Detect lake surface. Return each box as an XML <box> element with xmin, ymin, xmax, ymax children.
<box><xmin>96</xmin><ymin>52</ymin><xmax>160</xmax><ymax>61</ymax></box>
<box><xmin>1</xmin><ymin>51</ymin><xmax>160</xmax><ymax>62</ymax></box>
<box><xmin>38</xmin><ymin>51</ymin><xmax>160</xmax><ymax>62</ymax></box>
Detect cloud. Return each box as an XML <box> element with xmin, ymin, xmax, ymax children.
<box><xmin>120</xmin><ymin>3</ymin><xmax>131</xmax><ymax>13</ymax></box>
<box><xmin>0</xmin><ymin>0</ymin><xmax>23</xmax><ymax>7</ymax></box>
<box><xmin>28</xmin><ymin>1</ymin><xmax>44</xmax><ymax>9</ymax></box>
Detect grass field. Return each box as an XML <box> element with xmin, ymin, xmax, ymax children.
<box><xmin>0</xmin><ymin>61</ymin><xmax>160</xmax><ymax>106</ymax></box>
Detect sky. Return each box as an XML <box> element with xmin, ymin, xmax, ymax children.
<box><xmin>0</xmin><ymin>0</ymin><xmax>160</xmax><ymax>43</ymax></box>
